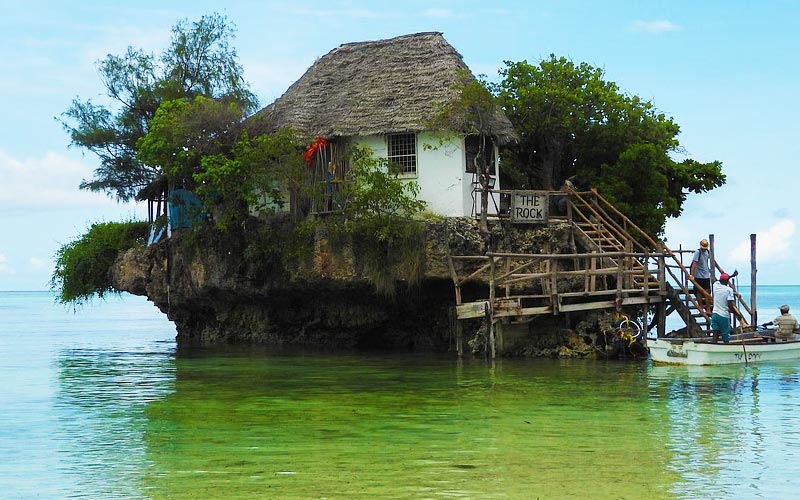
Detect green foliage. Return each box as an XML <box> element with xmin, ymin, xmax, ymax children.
<box><xmin>51</xmin><ymin>221</ymin><xmax>149</xmax><ymax>305</ymax></box>
<box><xmin>61</xmin><ymin>13</ymin><xmax>256</xmax><ymax>201</ymax></box>
<box><xmin>320</xmin><ymin>146</ymin><xmax>428</xmax><ymax>296</ymax></box>
<box><xmin>350</xmin><ymin>219</ymin><xmax>426</xmax><ymax>297</ymax></box>
<box><xmin>195</xmin><ymin>129</ymin><xmax>305</xmax><ymax>229</ymax></box>
<box><xmin>136</xmin><ymin>93</ymin><xmax>305</xmax><ymax>229</ymax></box>
<box><xmin>136</xmin><ymin>96</ymin><xmax>248</xmax><ymax>186</ymax></box>
<box><xmin>497</xmin><ymin>55</ymin><xmax>726</xmax><ymax>236</ymax></box>
<box><xmin>339</xmin><ymin>146</ymin><xmax>427</xmax><ymax>239</ymax></box>
<box><xmin>430</xmin><ymin>70</ymin><xmax>499</xmax><ymax>137</ymax></box>
<box><xmin>244</xmin><ymin>216</ymin><xmax>317</xmax><ymax>269</ymax></box>
<box><xmin>428</xmin><ymin>70</ymin><xmax>502</xmax><ymax>238</ymax></box>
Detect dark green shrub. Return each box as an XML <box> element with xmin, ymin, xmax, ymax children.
<box><xmin>51</xmin><ymin>220</ymin><xmax>149</xmax><ymax>305</ymax></box>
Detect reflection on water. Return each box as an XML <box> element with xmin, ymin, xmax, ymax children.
<box><xmin>648</xmin><ymin>363</ymin><xmax>800</xmax><ymax>499</ymax></box>
<box><xmin>55</xmin><ymin>347</ymin><xmax>175</xmax><ymax>499</ymax></box>
<box><xmin>0</xmin><ymin>291</ymin><xmax>176</xmax><ymax>500</ymax></box>
<box><xmin>6</xmin><ymin>292</ymin><xmax>800</xmax><ymax>499</ymax></box>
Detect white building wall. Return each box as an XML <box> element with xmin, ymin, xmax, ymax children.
<box><xmin>353</xmin><ymin>132</ymin><xmax>501</xmax><ymax>217</ymax></box>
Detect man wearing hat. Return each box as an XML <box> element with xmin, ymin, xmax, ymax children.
<box><xmin>764</xmin><ymin>305</ymin><xmax>799</xmax><ymax>340</ymax></box>
<box><xmin>690</xmin><ymin>239</ymin><xmax>712</xmax><ymax>314</ymax></box>
<box><xmin>711</xmin><ymin>273</ymin><xmax>735</xmax><ymax>342</ymax></box>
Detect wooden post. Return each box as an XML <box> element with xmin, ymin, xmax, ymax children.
<box><xmin>751</xmin><ymin>233</ymin><xmax>757</xmax><ymax>326</ymax></box>
<box><xmin>642</xmin><ymin>248</ymin><xmax>649</xmax><ymax>296</ymax></box>
<box><xmin>489</xmin><ymin>258</ymin><xmax>497</xmax><ymax>358</ymax></box>
<box><xmin>657</xmin><ymin>300</ymin><xmax>666</xmax><ymax>338</ymax></box>
<box><xmin>504</xmin><ymin>257</ymin><xmax>511</xmax><ymax>298</ymax></box>
<box><xmin>496</xmin><ymin>320</ymin><xmax>504</xmax><ymax>354</ymax></box>
<box><xmin>456</xmin><ymin>315</ymin><xmax>463</xmax><ymax>358</ymax></box>
<box><xmin>678</xmin><ymin>244</ymin><xmax>687</xmax><ymax>309</ymax></box>
<box><xmin>542</xmin><ymin>259</ymin><xmax>551</xmax><ymax>296</ymax></box>
<box><xmin>709</xmin><ymin>234</ymin><xmax>716</xmax><ymax>282</ymax></box>
<box><xmin>584</xmin><ymin>255</ymin><xmax>590</xmax><ymax>293</ymax></box>
<box><xmin>550</xmin><ymin>259</ymin><xmax>559</xmax><ymax>315</ymax></box>
<box><xmin>446</xmin><ymin>255</ymin><xmax>462</xmax><ymax>306</ymax></box>
<box><xmin>489</xmin><ymin>319</ymin><xmax>496</xmax><ymax>359</ymax></box>
<box><xmin>447</xmin><ymin>254</ymin><xmax>463</xmax><ymax>358</ymax></box>
<box><xmin>616</xmin><ymin>255</ymin><xmax>623</xmax><ymax>308</ymax></box>
<box><xmin>625</xmin><ymin>240</ymin><xmax>633</xmax><ymax>289</ymax></box>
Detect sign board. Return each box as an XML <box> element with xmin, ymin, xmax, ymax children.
<box><xmin>511</xmin><ymin>191</ymin><xmax>549</xmax><ymax>223</ymax></box>
<box><xmin>455</xmin><ymin>301</ymin><xmax>489</xmax><ymax>320</ymax></box>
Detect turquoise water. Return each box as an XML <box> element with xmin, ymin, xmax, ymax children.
<box><xmin>663</xmin><ymin>284</ymin><xmax>793</xmax><ymax>333</ymax></box>
<box><xmin>3</xmin><ymin>289</ymin><xmax>800</xmax><ymax>499</ymax></box>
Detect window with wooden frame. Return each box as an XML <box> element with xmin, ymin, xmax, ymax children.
<box><xmin>387</xmin><ymin>133</ymin><xmax>417</xmax><ymax>175</ymax></box>
<box><xmin>465</xmin><ymin>135</ymin><xmax>495</xmax><ymax>173</ymax></box>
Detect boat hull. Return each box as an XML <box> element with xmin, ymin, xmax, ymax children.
<box><xmin>648</xmin><ymin>338</ymin><xmax>800</xmax><ymax>365</ymax></box>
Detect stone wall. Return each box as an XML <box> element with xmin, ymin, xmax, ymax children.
<box><xmin>112</xmin><ymin>216</ymin><xmax>590</xmax><ymax>355</ymax></box>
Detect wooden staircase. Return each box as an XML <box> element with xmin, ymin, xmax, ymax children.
<box><xmin>447</xmin><ymin>188</ymin><xmax>754</xmax><ymax>356</ymax></box>
<box><xmin>568</xmin><ymin>189</ymin><xmax>750</xmax><ymax>336</ymax></box>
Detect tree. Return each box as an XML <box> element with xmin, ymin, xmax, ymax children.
<box><xmin>136</xmin><ymin>94</ymin><xmax>308</xmax><ymax>228</ymax></box>
<box><xmin>51</xmin><ymin>220</ymin><xmax>149</xmax><ymax>305</ymax></box>
<box><xmin>327</xmin><ymin>145</ymin><xmax>428</xmax><ymax>296</ymax></box>
<box><xmin>341</xmin><ymin>145</ymin><xmax>427</xmax><ymax>236</ymax></box>
<box><xmin>61</xmin><ymin>13</ymin><xmax>256</xmax><ymax>201</ymax></box>
<box><xmin>136</xmin><ymin>96</ymin><xmax>251</xmax><ymax>187</ymax></box>
<box><xmin>194</xmin><ymin>129</ymin><xmax>306</xmax><ymax>228</ymax></box>
<box><xmin>430</xmin><ymin>71</ymin><xmax>502</xmax><ymax>242</ymax></box>
<box><xmin>497</xmin><ymin>55</ymin><xmax>725</xmax><ymax>236</ymax></box>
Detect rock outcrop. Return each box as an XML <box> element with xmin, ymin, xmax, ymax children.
<box><xmin>112</xmin><ymin>216</ymin><xmax>587</xmax><ymax>354</ymax></box>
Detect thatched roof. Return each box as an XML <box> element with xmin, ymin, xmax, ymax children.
<box><xmin>250</xmin><ymin>32</ymin><xmax>517</xmax><ymax>144</ymax></box>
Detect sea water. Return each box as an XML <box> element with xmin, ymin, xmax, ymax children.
<box><xmin>2</xmin><ymin>288</ymin><xmax>800</xmax><ymax>499</ymax></box>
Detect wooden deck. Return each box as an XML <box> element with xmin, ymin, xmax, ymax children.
<box><xmin>449</xmin><ymin>189</ymin><xmax>756</xmax><ymax>357</ymax></box>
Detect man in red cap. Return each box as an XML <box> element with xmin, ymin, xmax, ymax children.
<box><xmin>711</xmin><ymin>273</ymin><xmax>735</xmax><ymax>342</ymax></box>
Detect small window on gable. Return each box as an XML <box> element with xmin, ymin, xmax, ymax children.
<box><xmin>387</xmin><ymin>133</ymin><xmax>417</xmax><ymax>175</ymax></box>
<box><xmin>465</xmin><ymin>135</ymin><xmax>495</xmax><ymax>174</ymax></box>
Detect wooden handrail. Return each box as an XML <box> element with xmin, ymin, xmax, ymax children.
<box><xmin>578</xmin><ymin>190</ymin><xmax>721</xmax><ymax>318</ymax></box>
<box><xmin>449</xmin><ymin>189</ymin><xmax>747</xmax><ymax>337</ymax></box>
<box><xmin>584</xmin><ymin>189</ymin><xmax>661</xmax><ymax>249</ymax></box>
<box><xmin>713</xmin><ymin>262</ymin><xmax>752</xmax><ymax>326</ymax></box>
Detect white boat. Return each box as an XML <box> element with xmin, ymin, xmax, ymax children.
<box><xmin>648</xmin><ymin>334</ymin><xmax>800</xmax><ymax>365</ymax></box>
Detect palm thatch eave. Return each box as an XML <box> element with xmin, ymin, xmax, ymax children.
<box><xmin>249</xmin><ymin>32</ymin><xmax>517</xmax><ymax>145</ymax></box>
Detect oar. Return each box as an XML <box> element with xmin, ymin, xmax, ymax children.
<box><xmin>741</xmin><ymin>329</ymin><xmax>748</xmax><ymax>366</ymax></box>
<box><xmin>731</xmin><ymin>274</ymin><xmax>748</xmax><ymax>365</ymax></box>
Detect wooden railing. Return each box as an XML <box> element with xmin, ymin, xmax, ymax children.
<box><xmin>478</xmin><ymin>188</ymin><xmax>748</xmax><ymax>330</ymax></box>
<box><xmin>448</xmin><ymin>250</ymin><xmax>667</xmax><ymax>321</ymax></box>
<box><xmin>568</xmin><ymin>190</ymin><xmax>749</xmax><ymax>330</ymax></box>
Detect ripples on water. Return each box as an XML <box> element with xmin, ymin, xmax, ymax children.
<box><xmin>4</xmin><ymin>291</ymin><xmax>800</xmax><ymax>499</ymax></box>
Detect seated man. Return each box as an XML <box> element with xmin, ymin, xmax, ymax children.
<box><xmin>763</xmin><ymin>305</ymin><xmax>799</xmax><ymax>340</ymax></box>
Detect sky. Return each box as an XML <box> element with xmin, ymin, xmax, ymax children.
<box><xmin>2</xmin><ymin>0</ymin><xmax>799</xmax><ymax>290</ymax></box>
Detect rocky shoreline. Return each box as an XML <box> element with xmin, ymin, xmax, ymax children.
<box><xmin>111</xmin><ymin>216</ymin><xmax>599</xmax><ymax>357</ymax></box>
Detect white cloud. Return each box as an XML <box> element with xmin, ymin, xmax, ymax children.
<box><xmin>244</xmin><ymin>58</ymin><xmax>311</xmax><ymax>104</ymax></box>
<box><xmin>423</xmin><ymin>8</ymin><xmax>455</xmax><ymax>18</ymax></box>
<box><xmin>631</xmin><ymin>20</ymin><xmax>680</xmax><ymax>33</ymax></box>
<box><xmin>84</xmin><ymin>24</ymin><xmax>170</xmax><ymax>65</ymax></box>
<box><xmin>29</xmin><ymin>257</ymin><xmax>47</xmax><ymax>270</ymax></box>
<box><xmin>0</xmin><ymin>149</ymin><xmax>138</xmax><ymax>212</ymax></box>
<box><xmin>727</xmin><ymin>219</ymin><xmax>795</xmax><ymax>263</ymax></box>
<box><xmin>0</xmin><ymin>254</ymin><xmax>14</xmax><ymax>275</ymax></box>
<box><xmin>286</xmin><ymin>6</ymin><xmax>388</xmax><ymax>20</ymax></box>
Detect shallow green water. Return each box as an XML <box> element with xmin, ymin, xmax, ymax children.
<box><xmin>139</xmin><ymin>353</ymin><xmax>677</xmax><ymax>499</ymax></box>
<box><xmin>5</xmin><ymin>291</ymin><xmax>800</xmax><ymax>499</ymax></box>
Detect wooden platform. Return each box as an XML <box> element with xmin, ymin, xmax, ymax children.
<box><xmin>449</xmin><ymin>189</ymin><xmax>755</xmax><ymax>357</ymax></box>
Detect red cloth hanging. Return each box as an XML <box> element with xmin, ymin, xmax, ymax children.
<box><xmin>304</xmin><ymin>136</ymin><xmax>329</xmax><ymax>166</ymax></box>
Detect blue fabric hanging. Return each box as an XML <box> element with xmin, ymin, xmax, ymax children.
<box><xmin>168</xmin><ymin>189</ymin><xmax>205</xmax><ymax>230</ymax></box>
